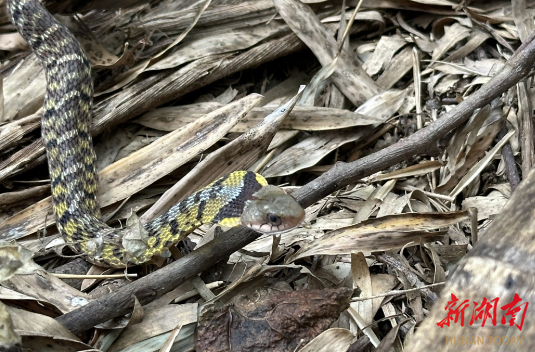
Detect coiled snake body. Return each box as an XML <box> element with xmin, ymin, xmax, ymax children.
<box><xmin>8</xmin><ymin>0</ymin><xmax>304</xmax><ymax>268</ymax></box>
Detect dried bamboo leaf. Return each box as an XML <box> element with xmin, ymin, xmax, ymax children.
<box><xmin>298</xmin><ymin>328</ymin><xmax>354</xmax><ymax>352</ymax></box>
<box><xmin>355</xmin><ymin>89</ymin><xmax>407</xmax><ymax>121</ymax></box>
<box><xmin>0</xmin><ymin>302</ymin><xmax>19</xmax><ymax>348</ymax></box>
<box><xmin>3</xmin><ymin>25</ymin><xmax>307</xmax><ymax>182</ymax></box>
<box><xmin>376</xmin><ymin>46</ymin><xmax>414</xmax><ymax>89</ymax></box>
<box><xmin>267</xmin><ymin>130</ymin><xmax>299</xmax><ymax>150</ymax></box>
<box><xmin>150</xmin><ymin>0</ymin><xmax>212</xmax><ymax>62</ymax></box>
<box><xmin>433</xmin><ymin>74</ymin><xmax>460</xmax><ymax>94</ymax></box>
<box><xmin>6</xmin><ymin>271</ymin><xmax>90</xmax><ymax>314</ymax></box>
<box><xmin>375</xmin><ymin>193</ymin><xmax>408</xmax><ymax>218</ymax></box>
<box><xmin>136</xmin><ymin>104</ymin><xmax>383</xmax><ymax>132</ymax></box>
<box><xmin>262</xmin><ymin>127</ymin><xmax>372</xmax><ymax>178</ymax></box>
<box><xmin>0</xmin><ymin>140</ymin><xmax>44</xmax><ymax>181</ymax></box>
<box><xmin>432</xmin><ymin>62</ymin><xmax>480</xmax><ymax>75</ymax></box>
<box><xmin>134</xmin><ymin>0</ymin><xmax>276</xmax><ymax>38</ymax></box>
<box><xmin>0</xmin><ymin>185</ymin><xmax>48</xmax><ymax>210</ymax></box>
<box><xmin>347</xmin><ymin>306</ymin><xmax>381</xmax><ymax>346</ymax></box>
<box><xmin>107</xmin><ymin>304</ymin><xmax>197</xmax><ymax>352</ymax></box>
<box><xmin>351</xmin><ymin>252</ymin><xmax>373</xmax><ymax>324</ymax></box>
<box><xmin>313</xmin><ymin>212</ymin><xmax>355</xmax><ymax>231</ymax></box>
<box><xmin>148</xmin><ymin>23</ymin><xmax>284</xmax><ymax>71</ymax></box>
<box><xmin>512</xmin><ymin>0</ymin><xmax>535</xmax><ymax>41</ymax></box>
<box><xmin>7</xmin><ymin>305</ymin><xmax>78</xmax><ymax>340</ymax></box>
<box><xmin>431</xmin><ymin>16</ymin><xmax>473</xmax><ymax>38</ymax></box>
<box><xmin>94</xmin><ymin>0</ymin><xmax>211</xmax><ymax>95</ymax></box>
<box><xmin>3</xmin><ymin>55</ymin><xmax>44</xmax><ymax>122</ymax></box>
<box><xmin>60</xmin><ymin>16</ymin><xmax>134</xmax><ymax>69</ymax></box>
<box><xmin>370</xmin><ymin>274</ymin><xmax>399</xmax><ymax>313</ymax></box>
<box><xmin>464</xmin><ymin>58</ymin><xmax>504</xmax><ymax>76</ymax></box>
<box><xmin>0</xmin><ymin>287</ymin><xmax>56</xmax><ymax>318</ymax></box>
<box><xmin>462</xmin><ymin>190</ymin><xmax>508</xmax><ymax>221</ymax></box>
<box><xmin>93</xmin><ymin>54</ymin><xmax>226</xmax><ymax>133</ymax></box>
<box><xmin>396</xmin><ymin>12</ymin><xmax>429</xmax><ymax>42</ymax></box>
<box><xmin>437</xmin><ymin>106</ymin><xmax>503</xmax><ymax>193</ymax></box>
<box><xmin>410</xmin><ymin>0</ymin><xmax>458</xmax><ymax>5</ymax></box>
<box><xmin>449</xmin><ymin>130</ymin><xmax>515</xmax><ymax>198</ymax></box>
<box><xmin>290</xmin><ymin>230</ymin><xmax>443</xmax><ymax>262</ymax></box>
<box><xmin>0</xmin><ymin>195</ymin><xmax>54</xmax><ymax>241</ymax></box>
<box><xmin>431</xmin><ymin>22</ymin><xmax>471</xmax><ymax>61</ymax></box>
<box><xmin>288</xmin><ymin>212</ymin><xmax>469</xmax><ymax>262</ymax></box>
<box><xmin>464</xmin><ymin>7</ymin><xmax>515</xmax><ymax>51</ymax></box>
<box><xmin>362</xmin><ymin>34</ymin><xmax>408</xmax><ymax>76</ymax></box>
<box><xmin>0</xmin><ymin>124</ymin><xmax>23</xmax><ymax>152</ymax></box>
<box><xmin>425</xmin><ymin>243</ymin><xmax>467</xmax><ymax>262</ymax></box>
<box><xmin>273</xmin><ymin>0</ymin><xmax>380</xmax><ymax>106</ymax></box>
<box><xmin>94</xmin><ymin>127</ymin><xmax>135</xmax><ymax>171</ymax></box>
<box><xmin>298</xmin><ymin>58</ymin><xmax>338</xmax><ymax>106</ymax></box>
<box><xmin>446</xmin><ymin>30</ymin><xmax>492</xmax><ymax>62</ymax></box>
<box><xmin>353</xmin><ymin>187</ymin><xmax>382</xmax><ymax>224</ymax></box>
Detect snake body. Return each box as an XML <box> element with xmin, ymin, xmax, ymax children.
<box><xmin>8</xmin><ymin>0</ymin><xmax>304</xmax><ymax>268</ymax></box>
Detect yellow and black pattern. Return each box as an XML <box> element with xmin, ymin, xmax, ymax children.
<box><xmin>8</xmin><ymin>0</ymin><xmax>272</xmax><ymax>267</ymax></box>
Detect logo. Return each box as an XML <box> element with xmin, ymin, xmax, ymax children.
<box><xmin>437</xmin><ymin>293</ymin><xmax>528</xmax><ymax>346</ymax></box>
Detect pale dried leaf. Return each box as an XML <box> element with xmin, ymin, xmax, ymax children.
<box><xmin>376</xmin><ymin>46</ymin><xmax>415</xmax><ymax>89</ymax></box>
<box><xmin>288</xmin><ymin>212</ymin><xmax>469</xmax><ymax>262</ymax></box>
<box><xmin>7</xmin><ymin>305</ymin><xmax>78</xmax><ymax>340</ymax></box>
<box><xmin>0</xmin><ymin>240</ymin><xmax>40</xmax><ymax>281</ymax></box>
<box><xmin>355</xmin><ymin>89</ymin><xmax>407</xmax><ymax>122</ymax></box>
<box><xmin>298</xmin><ymin>328</ymin><xmax>354</xmax><ymax>352</ymax></box>
<box><xmin>6</xmin><ymin>272</ymin><xmax>91</xmax><ymax>314</ymax></box>
<box><xmin>274</xmin><ymin>0</ymin><xmax>380</xmax><ymax>105</ymax></box>
<box><xmin>0</xmin><ymin>302</ymin><xmax>20</xmax><ymax>349</ymax></box>
<box><xmin>108</xmin><ymin>304</ymin><xmax>198</xmax><ymax>352</ymax></box>
<box><xmin>431</xmin><ymin>22</ymin><xmax>471</xmax><ymax>61</ymax></box>
<box><xmin>149</xmin><ymin>23</ymin><xmax>283</xmax><ymax>71</ymax></box>
<box><xmin>449</xmin><ymin>130</ymin><xmax>514</xmax><ymax>198</ymax></box>
<box><xmin>0</xmin><ymin>32</ymin><xmax>27</xmax><ymax>51</ymax></box>
<box><xmin>136</xmin><ymin>104</ymin><xmax>384</xmax><ymax>132</ymax></box>
<box><xmin>3</xmin><ymin>55</ymin><xmax>44</xmax><ymax>121</ymax></box>
<box><xmin>122</xmin><ymin>212</ymin><xmax>150</xmax><ymax>259</ymax></box>
<box><xmin>351</xmin><ymin>252</ymin><xmax>373</xmax><ymax>324</ymax></box>
<box><xmin>262</xmin><ymin>128</ymin><xmax>371</xmax><ymax>177</ymax></box>
<box><xmin>462</xmin><ymin>190</ymin><xmax>509</xmax><ymax>221</ymax></box>
<box><xmin>363</xmin><ymin>34</ymin><xmax>408</xmax><ymax>76</ymax></box>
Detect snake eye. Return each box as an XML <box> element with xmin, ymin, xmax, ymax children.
<box><xmin>267</xmin><ymin>213</ymin><xmax>282</xmax><ymax>226</ymax></box>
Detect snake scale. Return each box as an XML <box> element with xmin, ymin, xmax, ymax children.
<box><xmin>8</xmin><ymin>0</ymin><xmax>305</xmax><ymax>268</ymax></box>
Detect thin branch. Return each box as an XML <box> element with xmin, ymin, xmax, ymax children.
<box><xmin>350</xmin><ymin>282</ymin><xmax>445</xmax><ymax>302</ymax></box>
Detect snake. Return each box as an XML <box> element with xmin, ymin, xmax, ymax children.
<box><xmin>8</xmin><ymin>0</ymin><xmax>305</xmax><ymax>268</ymax></box>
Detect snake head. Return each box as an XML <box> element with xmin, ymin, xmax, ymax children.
<box><xmin>241</xmin><ymin>185</ymin><xmax>305</xmax><ymax>234</ymax></box>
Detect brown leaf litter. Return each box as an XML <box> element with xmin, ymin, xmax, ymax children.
<box><xmin>0</xmin><ymin>0</ymin><xmax>531</xmax><ymax>351</ymax></box>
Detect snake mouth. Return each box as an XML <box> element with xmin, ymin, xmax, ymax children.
<box><xmin>246</xmin><ymin>222</ymin><xmax>299</xmax><ymax>234</ymax></box>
